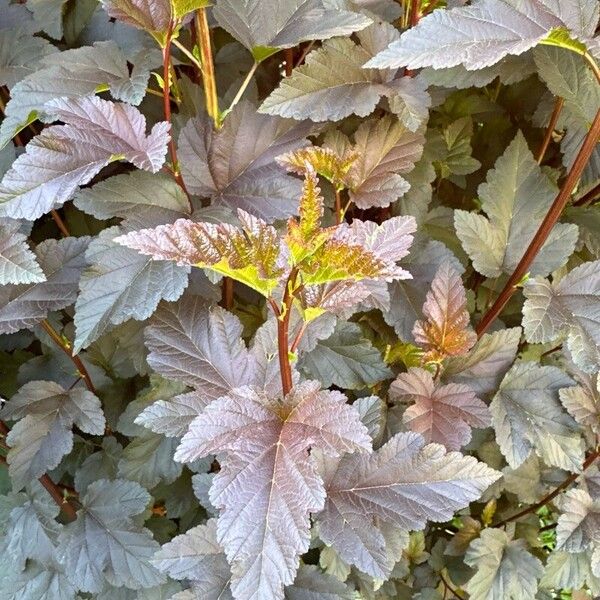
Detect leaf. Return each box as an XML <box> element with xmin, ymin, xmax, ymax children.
<box><xmin>0</xmin><ymin>380</ymin><xmax>105</xmax><ymax>489</ymax></box>
<box><xmin>0</xmin><ymin>221</ymin><xmax>44</xmax><ymax>284</ymax></box>
<box><xmin>3</xmin><ymin>485</ymin><xmax>62</xmax><ymax>568</ymax></box>
<box><xmin>57</xmin><ymin>479</ymin><xmax>164</xmax><ymax>592</ymax></box>
<box><xmin>144</xmin><ymin>297</ymin><xmax>256</xmax><ymax>399</ymax></box>
<box><xmin>116</xmin><ymin>211</ymin><xmax>287</xmax><ymax>297</ymax></box>
<box><xmin>386</xmin><ymin>75</ymin><xmax>432</xmax><ymax>133</ymax></box>
<box><xmin>316</xmin><ymin>431</ymin><xmax>500</xmax><ymax>578</ymax></box>
<box><xmin>73</xmin><ymin>227</ymin><xmax>189</xmax><ymax>352</ymax></box>
<box><xmin>174</xmin><ymin>381</ymin><xmax>371</xmax><ymax>600</ymax></box>
<box><xmin>454</xmin><ymin>132</ymin><xmax>578</xmax><ymax>278</ymax></box>
<box><xmin>0</xmin><ymin>28</ymin><xmax>57</xmax><ymax>89</ymax></box>
<box><xmin>74</xmin><ymin>171</ymin><xmax>190</xmax><ymax>221</ymax></box>
<box><xmin>535</xmin><ymin>46</ymin><xmax>600</xmax><ymax>188</ymax></box>
<box><xmin>100</xmin><ymin>0</ymin><xmax>171</xmax><ymax>44</ymax></box>
<box><xmin>412</xmin><ymin>262</ymin><xmax>477</xmax><ymax>363</ymax></box>
<box><xmin>490</xmin><ymin>362</ymin><xmax>584</xmax><ymax>471</ymax></box>
<box><xmin>213</xmin><ymin>0</ymin><xmax>371</xmax><ymax>57</ymax></box>
<box><xmin>135</xmin><ymin>297</ymin><xmax>258</xmax><ymax>438</ymax></box>
<box><xmin>390</xmin><ymin>367</ymin><xmax>490</xmax><ymax>451</ymax></box>
<box><xmin>276</xmin><ymin>145</ymin><xmax>357</xmax><ymax>190</ymax></box>
<box><xmin>0</xmin><ymin>95</ymin><xmax>169</xmax><ymax>220</ymax></box>
<box><xmin>299</xmin><ymin>320</ymin><xmax>392</xmax><ymax>389</ymax></box>
<box><xmin>0</xmin><ymin>235</ymin><xmax>88</xmax><ymax>335</ymax></box>
<box><xmin>0</xmin><ymin>40</ymin><xmax>151</xmax><ymax>148</ymax></box>
<box><xmin>522</xmin><ymin>260</ymin><xmax>600</xmax><ymax>373</ymax></box>
<box><xmin>178</xmin><ymin>101</ymin><xmax>314</xmax><ymax>221</ymax></box>
<box><xmin>540</xmin><ymin>550</ymin><xmax>600</xmax><ymax>594</ymax></box>
<box><xmin>559</xmin><ymin>372</ymin><xmax>600</xmax><ymax>436</ymax></box>
<box><xmin>557</xmin><ymin>489</ymin><xmax>600</xmax><ymax>554</ymax></box>
<box><xmin>27</xmin><ymin>0</ymin><xmax>67</xmax><ymax>40</ymax></box>
<box><xmin>442</xmin><ymin>328</ymin><xmax>521</xmax><ymax>398</ymax></box>
<box><xmin>365</xmin><ymin>0</ymin><xmax>599</xmax><ymax>70</ymax></box>
<box><xmin>347</xmin><ymin>115</ymin><xmax>425</xmax><ymax>209</ymax></box>
<box><xmin>118</xmin><ymin>433</ymin><xmax>182</xmax><ymax>489</ymax></box>
<box><xmin>0</xmin><ymin>561</ymin><xmax>77</xmax><ymax>600</ymax></box>
<box><xmin>285</xmin><ymin>565</ymin><xmax>356</xmax><ymax>600</ymax></box>
<box><xmin>384</xmin><ymin>240</ymin><xmax>463</xmax><ymax>341</ymax></box>
<box><xmin>464</xmin><ymin>528</ymin><xmax>544</xmax><ymax>600</ymax></box>
<box><xmin>259</xmin><ymin>24</ymin><xmax>400</xmax><ymax>122</ymax></box>
<box><xmin>152</xmin><ymin>519</ymin><xmax>233</xmax><ymax>599</ymax></box>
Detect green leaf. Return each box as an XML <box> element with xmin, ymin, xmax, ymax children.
<box><xmin>490</xmin><ymin>362</ymin><xmax>584</xmax><ymax>471</ymax></box>
<box><xmin>171</xmin><ymin>0</ymin><xmax>211</xmax><ymax>19</ymax></box>
<box><xmin>299</xmin><ymin>320</ymin><xmax>392</xmax><ymax>389</ymax></box>
<box><xmin>455</xmin><ymin>131</ymin><xmax>578</xmax><ymax>278</ymax></box>
<box><xmin>465</xmin><ymin>528</ymin><xmax>544</xmax><ymax>600</ymax></box>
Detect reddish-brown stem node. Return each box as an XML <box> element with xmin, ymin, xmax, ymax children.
<box><xmin>276</xmin><ymin>269</ymin><xmax>298</xmax><ymax>396</ymax></box>
<box><xmin>493</xmin><ymin>448</ymin><xmax>600</xmax><ymax>528</ymax></box>
<box><xmin>284</xmin><ymin>48</ymin><xmax>294</xmax><ymax>76</ymax></box>
<box><xmin>410</xmin><ymin>0</ymin><xmax>421</xmax><ymax>27</ymax></box>
<box><xmin>40</xmin><ymin>320</ymin><xmax>96</xmax><ymax>395</ymax></box>
<box><xmin>221</xmin><ymin>277</ymin><xmax>234</xmax><ymax>310</ymax></box>
<box><xmin>476</xmin><ymin>108</ymin><xmax>600</xmax><ymax>337</ymax></box>
<box><xmin>536</xmin><ymin>96</ymin><xmax>564</xmax><ymax>164</ymax></box>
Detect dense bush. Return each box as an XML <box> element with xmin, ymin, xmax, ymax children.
<box><xmin>0</xmin><ymin>0</ymin><xmax>599</xmax><ymax>598</ymax></box>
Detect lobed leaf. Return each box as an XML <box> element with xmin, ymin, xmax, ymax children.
<box><xmin>57</xmin><ymin>479</ymin><xmax>164</xmax><ymax>592</ymax></box>
<box><xmin>490</xmin><ymin>362</ymin><xmax>584</xmax><ymax>471</ymax></box>
<box><xmin>464</xmin><ymin>528</ymin><xmax>544</xmax><ymax>600</ymax></box>
<box><xmin>366</xmin><ymin>0</ymin><xmax>599</xmax><ymax>70</ymax></box>
<box><xmin>522</xmin><ymin>260</ymin><xmax>600</xmax><ymax>373</ymax></box>
<box><xmin>455</xmin><ymin>132</ymin><xmax>578</xmax><ymax>278</ymax></box>
<box><xmin>0</xmin><ymin>221</ymin><xmax>45</xmax><ymax>285</ymax></box>
<box><xmin>175</xmin><ymin>381</ymin><xmax>371</xmax><ymax>600</ymax></box>
<box><xmin>316</xmin><ymin>431</ymin><xmax>501</xmax><ymax>578</ymax></box>
<box><xmin>0</xmin><ymin>95</ymin><xmax>169</xmax><ymax>220</ymax></box>
<box><xmin>412</xmin><ymin>262</ymin><xmax>476</xmax><ymax>362</ymax></box>
<box><xmin>0</xmin><ymin>381</ymin><xmax>105</xmax><ymax>489</ymax></box>
<box><xmin>391</xmin><ymin>367</ymin><xmax>490</xmax><ymax>451</ymax></box>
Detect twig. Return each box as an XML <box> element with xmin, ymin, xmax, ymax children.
<box><xmin>572</xmin><ymin>181</ymin><xmax>600</xmax><ymax>207</ymax></box>
<box><xmin>295</xmin><ymin>41</ymin><xmax>315</xmax><ymax>67</ymax></box>
<box><xmin>536</xmin><ymin>97</ymin><xmax>564</xmax><ymax>164</ymax></box>
<box><xmin>40</xmin><ymin>320</ymin><xmax>96</xmax><ymax>394</ymax></box>
<box><xmin>493</xmin><ymin>447</ymin><xmax>600</xmax><ymax>528</ymax></box>
<box><xmin>50</xmin><ymin>209</ymin><xmax>70</xmax><ymax>237</ymax></box>
<box><xmin>162</xmin><ymin>21</ymin><xmax>192</xmax><ymax>211</ymax></box>
<box><xmin>439</xmin><ymin>572</ymin><xmax>466</xmax><ymax>600</ymax></box>
<box><xmin>196</xmin><ymin>8</ymin><xmax>220</xmax><ymax>126</ymax></box>
<box><xmin>226</xmin><ymin>62</ymin><xmax>259</xmax><ymax>114</ymax></box>
<box><xmin>476</xmin><ymin>108</ymin><xmax>600</xmax><ymax>336</ymax></box>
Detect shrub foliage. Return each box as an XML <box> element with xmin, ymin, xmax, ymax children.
<box><xmin>0</xmin><ymin>0</ymin><xmax>599</xmax><ymax>598</ymax></box>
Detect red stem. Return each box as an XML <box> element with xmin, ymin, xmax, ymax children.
<box><xmin>410</xmin><ymin>0</ymin><xmax>420</xmax><ymax>27</ymax></box>
<box><xmin>276</xmin><ymin>269</ymin><xmax>298</xmax><ymax>396</ymax></box>
<box><xmin>536</xmin><ymin>97</ymin><xmax>564</xmax><ymax>164</ymax></box>
<box><xmin>476</xmin><ymin>108</ymin><xmax>600</xmax><ymax>337</ymax></box>
<box><xmin>41</xmin><ymin>320</ymin><xmax>96</xmax><ymax>394</ymax></box>
<box><xmin>162</xmin><ymin>22</ymin><xmax>192</xmax><ymax>211</ymax></box>
<box><xmin>284</xmin><ymin>48</ymin><xmax>294</xmax><ymax>76</ymax></box>
<box><xmin>494</xmin><ymin>447</ymin><xmax>600</xmax><ymax>528</ymax></box>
